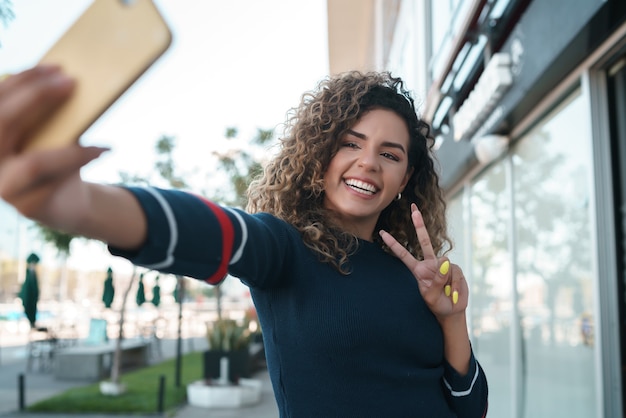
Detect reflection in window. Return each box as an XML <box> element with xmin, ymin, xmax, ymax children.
<box><xmin>470</xmin><ymin>160</ymin><xmax>513</xmax><ymax>418</ymax></box>
<box><xmin>429</xmin><ymin>0</ymin><xmax>472</xmax><ymax>79</ymax></box>
<box><xmin>513</xmin><ymin>89</ymin><xmax>597</xmax><ymax>417</ymax></box>
<box><xmin>490</xmin><ymin>0</ymin><xmax>513</xmax><ymax>20</ymax></box>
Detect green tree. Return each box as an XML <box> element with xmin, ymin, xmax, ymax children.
<box><xmin>212</xmin><ymin>127</ymin><xmax>274</xmax><ymax>208</ymax></box>
<box><xmin>148</xmin><ymin>129</ymin><xmax>274</xmax><ymax>385</ymax></box>
<box><xmin>33</xmin><ymin>224</ymin><xmax>77</xmax><ymax>301</ymax></box>
<box><xmin>206</xmin><ymin>127</ymin><xmax>273</xmax><ymax>321</ymax></box>
<box><xmin>0</xmin><ymin>0</ymin><xmax>13</xmax><ymax>25</ymax></box>
<box><xmin>119</xmin><ymin>134</ymin><xmax>190</xmax><ymax>387</ymax></box>
<box><xmin>0</xmin><ymin>0</ymin><xmax>14</xmax><ymax>47</ymax></box>
<box><xmin>155</xmin><ymin>135</ymin><xmax>188</xmax><ymax>189</ymax></box>
<box><xmin>118</xmin><ymin>134</ymin><xmax>189</xmax><ymax>190</ymax></box>
<box><xmin>35</xmin><ymin>225</ymin><xmax>73</xmax><ymax>255</ymax></box>
<box><xmin>110</xmin><ymin>129</ymin><xmax>274</xmax><ymax>388</ymax></box>
<box><xmin>109</xmin><ymin>267</ymin><xmax>139</xmax><ymax>390</ymax></box>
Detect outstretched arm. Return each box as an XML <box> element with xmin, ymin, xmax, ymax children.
<box><xmin>0</xmin><ymin>66</ymin><xmax>147</xmax><ymax>250</ymax></box>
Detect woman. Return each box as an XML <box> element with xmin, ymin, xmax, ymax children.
<box><xmin>0</xmin><ymin>66</ymin><xmax>488</xmax><ymax>417</ymax></box>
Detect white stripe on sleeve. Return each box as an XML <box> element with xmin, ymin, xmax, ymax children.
<box><xmin>141</xmin><ymin>187</ymin><xmax>178</xmax><ymax>270</ymax></box>
<box><xmin>443</xmin><ymin>362</ymin><xmax>480</xmax><ymax>397</ymax></box>
<box><xmin>224</xmin><ymin>207</ymin><xmax>248</xmax><ymax>265</ymax></box>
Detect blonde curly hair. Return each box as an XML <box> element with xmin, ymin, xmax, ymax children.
<box><xmin>247</xmin><ymin>71</ymin><xmax>451</xmax><ymax>273</ymax></box>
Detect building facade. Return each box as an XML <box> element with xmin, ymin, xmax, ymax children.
<box><xmin>327</xmin><ymin>0</ymin><xmax>626</xmax><ymax>416</ymax></box>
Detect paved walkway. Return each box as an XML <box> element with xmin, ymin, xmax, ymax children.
<box><xmin>0</xmin><ymin>337</ymin><xmax>279</xmax><ymax>418</ymax></box>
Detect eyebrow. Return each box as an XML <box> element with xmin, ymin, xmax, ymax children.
<box><xmin>346</xmin><ymin>129</ymin><xmax>407</xmax><ymax>154</ymax></box>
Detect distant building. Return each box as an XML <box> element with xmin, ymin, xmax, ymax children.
<box><xmin>0</xmin><ymin>204</ymin><xmax>30</xmax><ymax>302</ymax></box>
<box><xmin>327</xmin><ymin>0</ymin><xmax>626</xmax><ymax>416</ymax></box>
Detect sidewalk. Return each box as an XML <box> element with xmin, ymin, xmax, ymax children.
<box><xmin>0</xmin><ymin>337</ymin><xmax>279</xmax><ymax>418</ymax></box>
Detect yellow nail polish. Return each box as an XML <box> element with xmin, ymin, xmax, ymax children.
<box><xmin>452</xmin><ymin>290</ymin><xmax>459</xmax><ymax>305</ymax></box>
<box><xmin>439</xmin><ymin>260</ymin><xmax>450</xmax><ymax>275</ymax></box>
<box><xmin>444</xmin><ymin>285</ymin><xmax>451</xmax><ymax>297</ymax></box>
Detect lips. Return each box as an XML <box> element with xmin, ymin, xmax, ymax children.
<box><xmin>344</xmin><ymin>178</ymin><xmax>378</xmax><ymax>195</ymax></box>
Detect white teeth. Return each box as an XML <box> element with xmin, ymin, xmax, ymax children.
<box><xmin>344</xmin><ymin>179</ymin><xmax>377</xmax><ymax>195</ymax></box>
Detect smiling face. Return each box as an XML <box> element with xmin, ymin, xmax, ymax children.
<box><xmin>323</xmin><ymin>108</ymin><xmax>413</xmax><ymax>240</ymax></box>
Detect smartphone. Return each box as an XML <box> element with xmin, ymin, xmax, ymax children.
<box><xmin>24</xmin><ymin>0</ymin><xmax>172</xmax><ymax>151</ymax></box>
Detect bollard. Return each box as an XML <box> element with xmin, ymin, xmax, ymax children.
<box><xmin>18</xmin><ymin>373</ymin><xmax>25</xmax><ymax>410</ymax></box>
<box><xmin>157</xmin><ymin>374</ymin><xmax>166</xmax><ymax>413</ymax></box>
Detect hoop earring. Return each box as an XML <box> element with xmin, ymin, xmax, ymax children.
<box><xmin>395</xmin><ymin>193</ymin><xmax>402</xmax><ymax>201</ymax></box>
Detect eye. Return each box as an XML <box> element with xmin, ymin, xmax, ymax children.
<box><xmin>342</xmin><ymin>142</ymin><xmax>360</xmax><ymax>149</ymax></box>
<box><xmin>381</xmin><ymin>152</ymin><xmax>400</xmax><ymax>161</ymax></box>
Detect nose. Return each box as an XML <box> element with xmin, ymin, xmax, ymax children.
<box><xmin>357</xmin><ymin>149</ymin><xmax>379</xmax><ymax>171</ymax></box>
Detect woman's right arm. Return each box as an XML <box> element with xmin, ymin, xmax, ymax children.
<box><xmin>0</xmin><ymin>65</ymin><xmax>147</xmax><ymax>251</ymax></box>
<box><xmin>0</xmin><ymin>66</ymin><xmax>290</xmax><ymax>286</ymax></box>
<box><xmin>108</xmin><ymin>187</ymin><xmax>292</xmax><ymax>288</ymax></box>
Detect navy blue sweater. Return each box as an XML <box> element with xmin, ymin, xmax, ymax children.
<box><xmin>110</xmin><ymin>187</ymin><xmax>488</xmax><ymax>417</ymax></box>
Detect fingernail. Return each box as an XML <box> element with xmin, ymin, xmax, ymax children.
<box><xmin>439</xmin><ymin>260</ymin><xmax>449</xmax><ymax>275</ymax></box>
<box><xmin>444</xmin><ymin>285</ymin><xmax>451</xmax><ymax>297</ymax></box>
<box><xmin>452</xmin><ymin>290</ymin><xmax>459</xmax><ymax>305</ymax></box>
<box><xmin>94</xmin><ymin>146</ymin><xmax>111</xmax><ymax>154</ymax></box>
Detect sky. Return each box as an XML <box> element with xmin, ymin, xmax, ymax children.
<box><xmin>0</xmin><ymin>0</ymin><xmax>329</xmax><ymax>182</ymax></box>
<box><xmin>0</xmin><ymin>0</ymin><xmax>330</xmax><ymax>273</ymax></box>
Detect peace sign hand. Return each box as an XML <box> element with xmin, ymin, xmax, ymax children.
<box><xmin>379</xmin><ymin>203</ymin><xmax>468</xmax><ymax>321</ymax></box>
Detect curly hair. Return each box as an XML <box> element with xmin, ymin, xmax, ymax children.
<box><xmin>247</xmin><ymin>71</ymin><xmax>451</xmax><ymax>273</ymax></box>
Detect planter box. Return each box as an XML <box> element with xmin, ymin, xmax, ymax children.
<box><xmin>187</xmin><ymin>378</ymin><xmax>262</xmax><ymax>408</ymax></box>
<box><xmin>55</xmin><ymin>340</ymin><xmax>149</xmax><ymax>381</ymax></box>
<box><xmin>203</xmin><ymin>349</ymin><xmax>250</xmax><ymax>383</ymax></box>
<box><xmin>99</xmin><ymin>381</ymin><xmax>127</xmax><ymax>396</ymax></box>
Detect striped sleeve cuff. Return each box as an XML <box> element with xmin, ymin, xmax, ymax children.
<box><xmin>442</xmin><ymin>351</ymin><xmax>480</xmax><ymax>397</ymax></box>
<box><xmin>108</xmin><ymin>187</ymin><xmax>242</xmax><ymax>284</ymax></box>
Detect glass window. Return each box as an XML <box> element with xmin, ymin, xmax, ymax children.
<box><xmin>430</xmin><ymin>0</ymin><xmax>451</xmax><ymax>55</ymax></box>
<box><xmin>429</xmin><ymin>0</ymin><xmax>473</xmax><ymax>79</ymax></box>
<box><xmin>387</xmin><ymin>7</ymin><xmax>417</xmax><ymax>94</ymax></box>
<box><xmin>446</xmin><ymin>191</ymin><xmax>466</xmax><ymax>275</ymax></box>
<box><xmin>607</xmin><ymin>56</ymin><xmax>626</xmax><ymax>412</ymax></box>
<box><xmin>513</xmin><ymin>89</ymin><xmax>597</xmax><ymax>417</ymax></box>
<box><xmin>469</xmin><ymin>160</ymin><xmax>513</xmax><ymax>418</ymax></box>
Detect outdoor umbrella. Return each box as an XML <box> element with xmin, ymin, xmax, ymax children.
<box><xmin>173</xmin><ymin>277</ymin><xmax>182</xmax><ymax>304</ymax></box>
<box><xmin>19</xmin><ymin>253</ymin><xmax>40</xmax><ymax>328</ymax></box>
<box><xmin>136</xmin><ymin>273</ymin><xmax>146</xmax><ymax>307</ymax></box>
<box><xmin>102</xmin><ymin>267</ymin><xmax>115</xmax><ymax>309</ymax></box>
<box><xmin>151</xmin><ymin>275</ymin><xmax>161</xmax><ymax>307</ymax></box>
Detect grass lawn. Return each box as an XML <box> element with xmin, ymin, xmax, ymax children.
<box><xmin>27</xmin><ymin>350</ymin><xmax>203</xmax><ymax>415</ymax></box>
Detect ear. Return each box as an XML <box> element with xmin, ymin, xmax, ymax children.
<box><xmin>400</xmin><ymin>166</ymin><xmax>414</xmax><ymax>192</ymax></box>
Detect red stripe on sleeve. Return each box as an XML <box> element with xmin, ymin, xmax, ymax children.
<box><xmin>197</xmin><ymin>197</ymin><xmax>235</xmax><ymax>285</ymax></box>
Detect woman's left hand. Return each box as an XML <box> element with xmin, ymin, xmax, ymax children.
<box><xmin>379</xmin><ymin>203</ymin><xmax>468</xmax><ymax>321</ymax></box>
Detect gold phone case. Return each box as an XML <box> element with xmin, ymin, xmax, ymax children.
<box><xmin>25</xmin><ymin>0</ymin><xmax>172</xmax><ymax>151</ymax></box>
